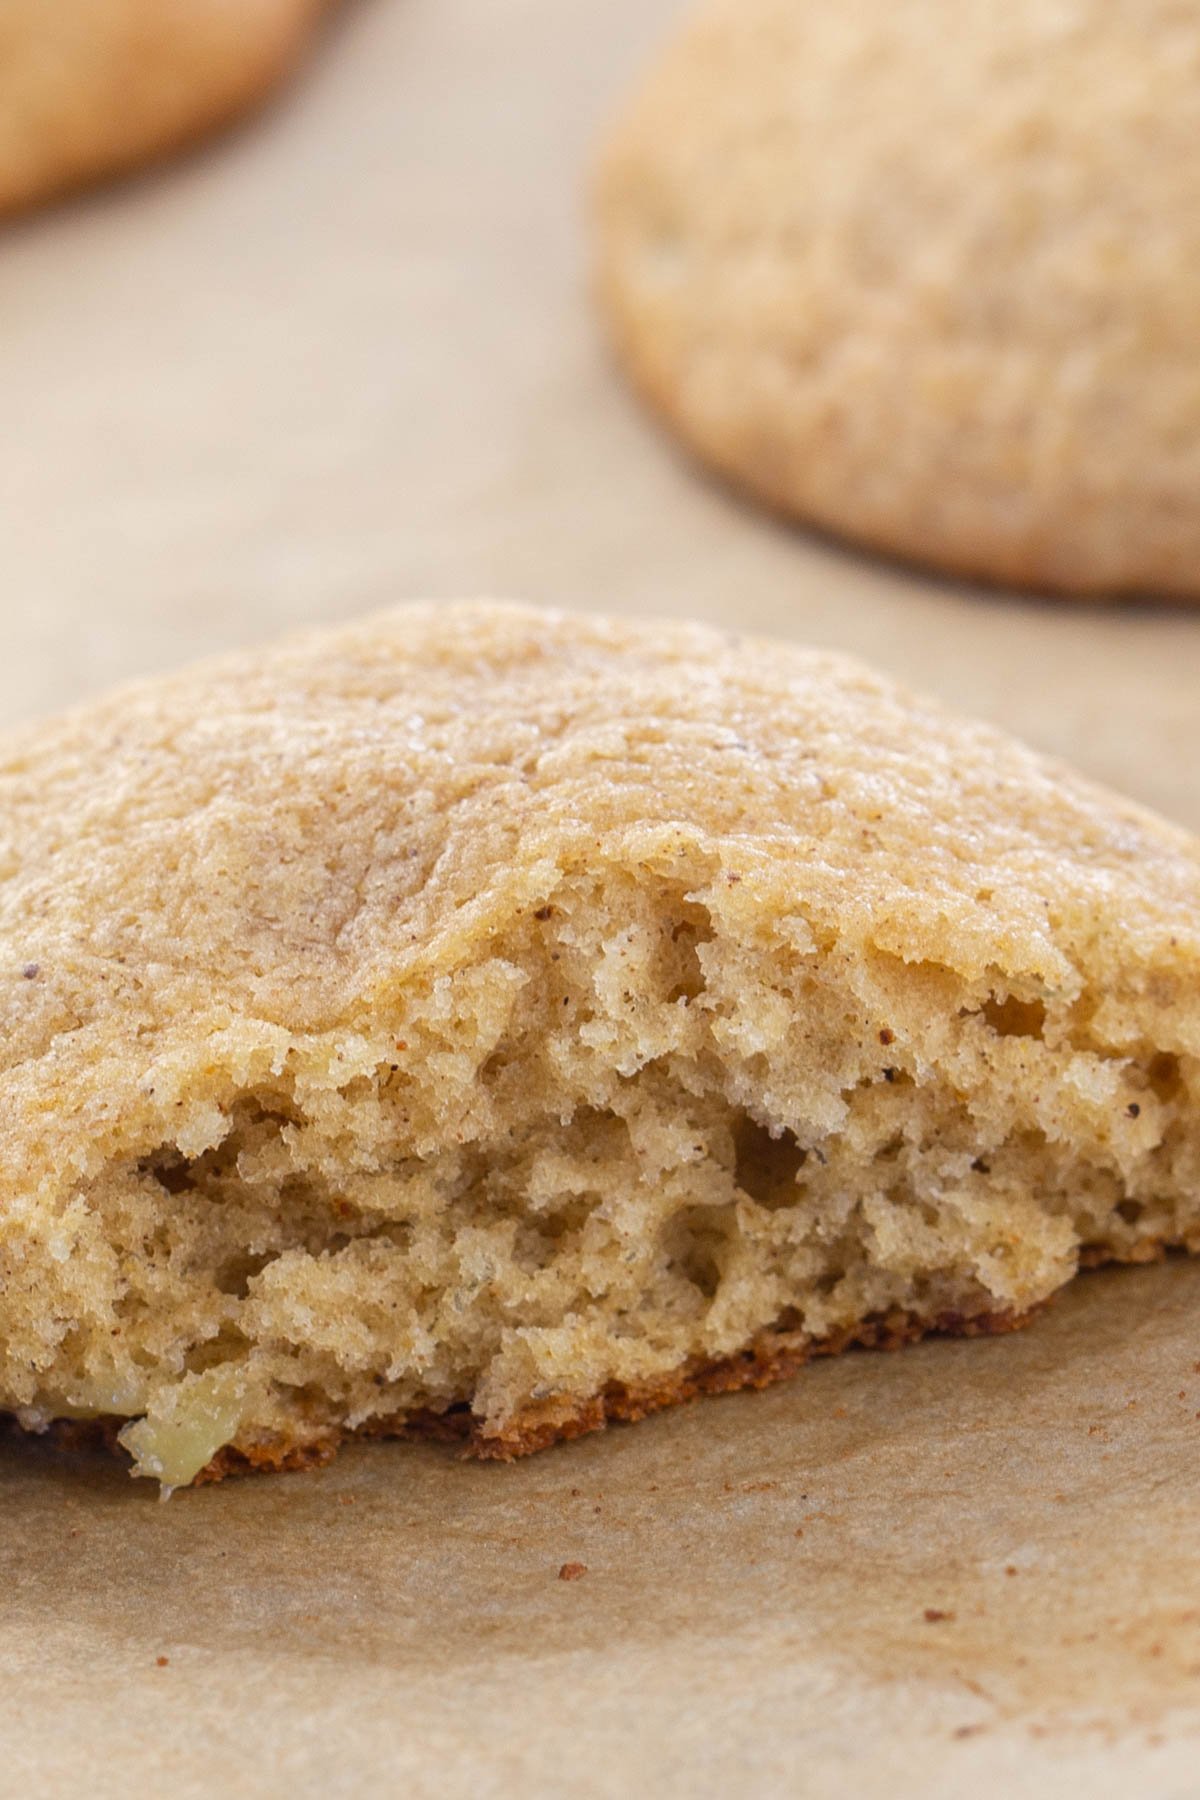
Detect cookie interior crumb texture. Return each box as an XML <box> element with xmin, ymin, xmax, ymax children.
<box><xmin>595</xmin><ymin>0</ymin><xmax>1200</xmax><ymax>599</ymax></box>
<box><xmin>0</xmin><ymin>0</ymin><xmax>333</xmax><ymax>217</ymax></box>
<box><xmin>1</xmin><ymin>601</ymin><xmax>1198</xmax><ymax>1487</ymax></box>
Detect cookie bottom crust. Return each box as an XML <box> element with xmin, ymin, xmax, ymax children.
<box><xmin>8</xmin><ymin>1301</ymin><xmax>1036</xmax><ymax>1485</ymax></box>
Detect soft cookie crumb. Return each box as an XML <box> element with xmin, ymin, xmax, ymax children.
<box><xmin>0</xmin><ymin>601</ymin><xmax>1196</xmax><ymax>1487</ymax></box>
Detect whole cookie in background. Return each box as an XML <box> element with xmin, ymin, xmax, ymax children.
<box><xmin>0</xmin><ymin>0</ymin><xmax>334</xmax><ymax>216</ymax></box>
<box><xmin>596</xmin><ymin>0</ymin><xmax>1200</xmax><ymax>599</ymax></box>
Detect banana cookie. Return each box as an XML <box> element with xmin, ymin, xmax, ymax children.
<box><xmin>596</xmin><ymin>0</ymin><xmax>1200</xmax><ymax>598</ymax></box>
<box><xmin>1</xmin><ymin>601</ymin><xmax>1198</xmax><ymax>1487</ymax></box>
<box><xmin>0</xmin><ymin>0</ymin><xmax>332</xmax><ymax>215</ymax></box>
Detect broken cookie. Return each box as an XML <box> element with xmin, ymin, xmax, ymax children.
<box><xmin>0</xmin><ymin>602</ymin><xmax>1196</xmax><ymax>1486</ymax></box>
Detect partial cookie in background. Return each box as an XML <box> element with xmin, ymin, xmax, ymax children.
<box><xmin>595</xmin><ymin>0</ymin><xmax>1200</xmax><ymax>599</ymax></box>
<box><xmin>1</xmin><ymin>601</ymin><xmax>1198</xmax><ymax>1487</ymax></box>
<box><xmin>0</xmin><ymin>0</ymin><xmax>334</xmax><ymax>216</ymax></box>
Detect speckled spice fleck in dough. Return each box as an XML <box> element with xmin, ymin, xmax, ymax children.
<box><xmin>595</xmin><ymin>0</ymin><xmax>1200</xmax><ymax>598</ymax></box>
<box><xmin>0</xmin><ymin>0</ymin><xmax>333</xmax><ymax>216</ymax></box>
<box><xmin>1</xmin><ymin>601</ymin><xmax>1198</xmax><ymax>1487</ymax></box>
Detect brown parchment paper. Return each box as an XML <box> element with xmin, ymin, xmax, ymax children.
<box><xmin>0</xmin><ymin>2</ymin><xmax>1199</xmax><ymax>1794</ymax></box>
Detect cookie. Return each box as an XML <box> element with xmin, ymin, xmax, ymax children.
<box><xmin>0</xmin><ymin>0</ymin><xmax>332</xmax><ymax>216</ymax></box>
<box><xmin>596</xmin><ymin>0</ymin><xmax>1200</xmax><ymax>598</ymax></box>
<box><xmin>1</xmin><ymin>601</ymin><xmax>1197</xmax><ymax>1487</ymax></box>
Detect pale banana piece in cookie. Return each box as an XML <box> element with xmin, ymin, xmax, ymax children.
<box><xmin>0</xmin><ymin>0</ymin><xmax>332</xmax><ymax>215</ymax></box>
<box><xmin>596</xmin><ymin>0</ymin><xmax>1200</xmax><ymax>599</ymax></box>
<box><xmin>0</xmin><ymin>602</ymin><xmax>1198</xmax><ymax>1488</ymax></box>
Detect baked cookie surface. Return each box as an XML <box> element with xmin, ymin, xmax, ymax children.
<box><xmin>596</xmin><ymin>0</ymin><xmax>1200</xmax><ymax>598</ymax></box>
<box><xmin>0</xmin><ymin>0</ymin><xmax>331</xmax><ymax>215</ymax></box>
<box><xmin>1</xmin><ymin>601</ymin><xmax>1198</xmax><ymax>1486</ymax></box>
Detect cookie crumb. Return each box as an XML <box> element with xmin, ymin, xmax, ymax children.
<box><xmin>558</xmin><ymin>1561</ymin><xmax>587</xmax><ymax>1582</ymax></box>
<box><xmin>7</xmin><ymin>601</ymin><xmax>1200</xmax><ymax>1487</ymax></box>
<box><xmin>155</xmin><ymin>1655</ymin><xmax>169</xmax><ymax>1668</ymax></box>
<box><xmin>924</xmin><ymin>1608</ymin><xmax>954</xmax><ymax>1623</ymax></box>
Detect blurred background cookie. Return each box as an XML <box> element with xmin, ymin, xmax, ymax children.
<box><xmin>596</xmin><ymin>0</ymin><xmax>1200</xmax><ymax>599</ymax></box>
<box><xmin>0</xmin><ymin>0</ymin><xmax>334</xmax><ymax>215</ymax></box>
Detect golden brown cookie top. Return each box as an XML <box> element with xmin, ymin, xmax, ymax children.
<box><xmin>595</xmin><ymin>0</ymin><xmax>1200</xmax><ymax>596</ymax></box>
<box><xmin>0</xmin><ymin>0</ymin><xmax>332</xmax><ymax>215</ymax></box>
<box><xmin>1</xmin><ymin>600</ymin><xmax>1198</xmax><ymax>1199</ymax></box>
